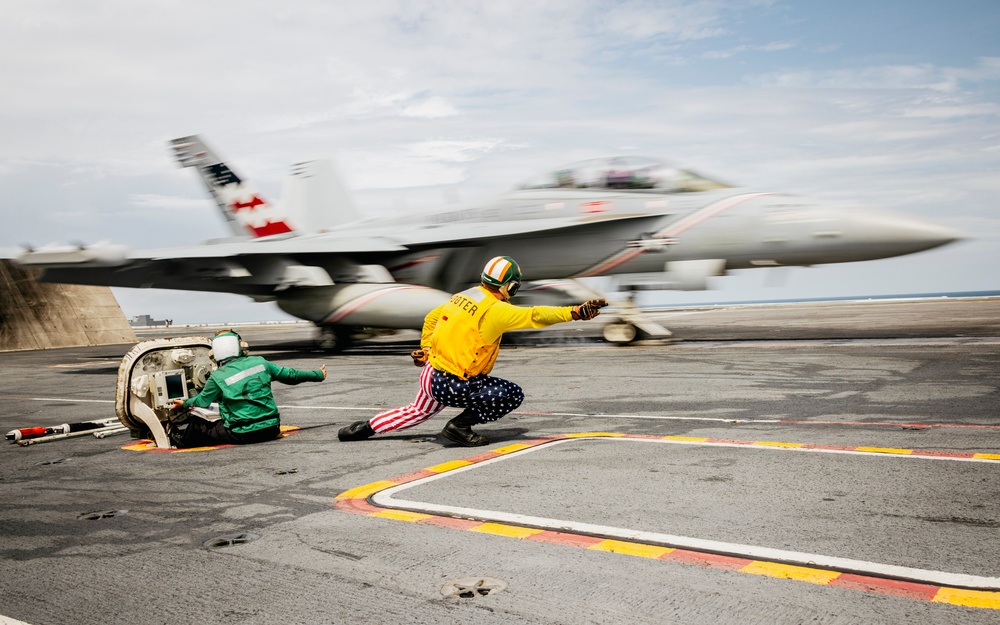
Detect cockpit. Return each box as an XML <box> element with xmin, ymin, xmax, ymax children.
<box><xmin>518</xmin><ymin>156</ymin><xmax>732</xmax><ymax>193</ymax></box>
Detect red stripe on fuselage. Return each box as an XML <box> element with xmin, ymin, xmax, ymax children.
<box><xmin>571</xmin><ymin>192</ymin><xmax>772</xmax><ymax>278</ymax></box>
<box><xmin>322</xmin><ymin>285</ymin><xmax>423</xmax><ymax>325</ymax></box>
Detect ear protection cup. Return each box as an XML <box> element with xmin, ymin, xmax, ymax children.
<box><xmin>481</xmin><ymin>256</ymin><xmax>522</xmax><ymax>300</ymax></box>
<box><xmin>499</xmin><ymin>280</ymin><xmax>520</xmax><ymax>299</ymax></box>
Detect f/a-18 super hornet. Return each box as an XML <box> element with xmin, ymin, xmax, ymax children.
<box><xmin>16</xmin><ymin>135</ymin><xmax>962</xmax><ymax>349</ymax></box>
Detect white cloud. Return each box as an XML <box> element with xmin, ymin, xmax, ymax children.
<box><xmin>596</xmin><ymin>0</ymin><xmax>762</xmax><ymax>42</ymax></box>
<box><xmin>747</xmin><ymin>65</ymin><xmax>953</xmax><ymax>91</ymax></box>
<box><xmin>900</xmin><ymin>103</ymin><xmax>1000</xmax><ymax>119</ymax></box>
<box><xmin>748</xmin><ymin>57</ymin><xmax>1000</xmax><ymax>94</ymax></box>
<box><xmin>0</xmin><ymin>0</ymin><xmax>997</xmax><ymax>321</ymax></box>
<box><xmin>406</xmin><ymin>139</ymin><xmax>507</xmax><ymax>162</ymax></box>
<box><xmin>341</xmin><ymin>139</ymin><xmax>523</xmax><ymax>189</ymax></box>
<box><xmin>401</xmin><ymin>96</ymin><xmax>459</xmax><ymax>119</ymax></box>
<box><xmin>946</xmin><ymin>56</ymin><xmax>1000</xmax><ymax>83</ymax></box>
<box><xmin>128</xmin><ymin>194</ymin><xmax>212</xmax><ymax>212</ymax></box>
<box><xmin>702</xmin><ymin>40</ymin><xmax>797</xmax><ymax>59</ymax></box>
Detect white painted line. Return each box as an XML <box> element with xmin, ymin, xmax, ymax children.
<box><xmin>287</xmin><ymin>405</ymin><xmax>778</xmax><ymax>424</ymax></box>
<box><xmin>3</xmin><ymin>397</ymin><xmax>991</xmax><ymax>430</ymax></box>
<box><xmin>517</xmin><ymin>411</ymin><xmax>780</xmax><ymax>424</ymax></box>
<box><xmin>371</xmin><ymin>436</ymin><xmax>1000</xmax><ymax>590</ymax></box>
<box><xmin>280</xmin><ymin>404</ymin><xmax>406</xmax><ymax>411</ymax></box>
<box><xmin>0</xmin><ymin>614</ymin><xmax>35</xmax><ymax>625</ymax></box>
<box><xmin>0</xmin><ymin>397</ymin><xmax>115</xmax><ymax>403</ymax></box>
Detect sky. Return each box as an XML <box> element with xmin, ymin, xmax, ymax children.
<box><xmin>1</xmin><ymin>0</ymin><xmax>998</xmax><ymax>324</ymax></box>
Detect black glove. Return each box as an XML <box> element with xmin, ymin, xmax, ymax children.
<box><xmin>571</xmin><ymin>298</ymin><xmax>608</xmax><ymax>320</ymax></box>
<box><xmin>411</xmin><ymin>349</ymin><xmax>428</xmax><ymax>367</ymax></box>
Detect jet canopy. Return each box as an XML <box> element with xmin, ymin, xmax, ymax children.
<box><xmin>518</xmin><ymin>156</ymin><xmax>732</xmax><ymax>193</ymax></box>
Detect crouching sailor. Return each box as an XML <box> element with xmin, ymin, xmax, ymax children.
<box><xmin>169</xmin><ymin>329</ymin><xmax>326</xmax><ymax>448</ymax></box>
<box><xmin>338</xmin><ymin>255</ymin><xmax>607</xmax><ymax>446</ymax></box>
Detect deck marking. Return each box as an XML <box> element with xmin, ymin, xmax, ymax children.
<box><xmin>121</xmin><ymin>426</ymin><xmax>300</xmax><ymax>452</ymax></box>
<box><xmin>334</xmin><ymin>433</ymin><xmax>1000</xmax><ymax>608</ymax></box>
<box><xmin>3</xmin><ymin>396</ymin><xmax>998</xmax><ymax>431</ymax></box>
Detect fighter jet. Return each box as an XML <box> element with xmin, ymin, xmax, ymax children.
<box><xmin>15</xmin><ymin>136</ymin><xmax>962</xmax><ymax>349</ymax></box>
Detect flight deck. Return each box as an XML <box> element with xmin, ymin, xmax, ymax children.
<box><xmin>1</xmin><ymin>298</ymin><xmax>998</xmax><ymax>624</ymax></box>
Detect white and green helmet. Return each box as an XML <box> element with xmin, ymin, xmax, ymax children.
<box><xmin>481</xmin><ymin>256</ymin><xmax>522</xmax><ymax>297</ymax></box>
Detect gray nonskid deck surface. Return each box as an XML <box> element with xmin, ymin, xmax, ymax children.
<box><xmin>1</xmin><ymin>298</ymin><xmax>998</xmax><ymax>625</ymax></box>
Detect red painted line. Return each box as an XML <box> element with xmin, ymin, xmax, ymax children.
<box><xmin>416</xmin><ymin>516</ymin><xmax>483</xmax><ymax>530</ymax></box>
<box><xmin>336</xmin><ymin>498</ymin><xmax>382</xmax><ymax>514</ymax></box>
<box><xmin>663</xmin><ymin>549</ymin><xmax>754</xmax><ymax>571</ymax></box>
<box><xmin>829</xmin><ymin>573</ymin><xmax>940</xmax><ymax>601</ymax></box>
<box><xmin>919</xmin><ymin>450</ymin><xmax>977</xmax><ymax>459</ymax></box>
<box><xmin>390</xmin><ymin>469</ymin><xmax>440</xmax><ymax>484</ymax></box>
<box><xmin>460</xmin><ymin>450</ymin><xmax>505</xmax><ymax>463</ymax></box>
<box><xmin>526</xmin><ymin>531</ymin><xmax>605</xmax><ymax>548</ymax></box>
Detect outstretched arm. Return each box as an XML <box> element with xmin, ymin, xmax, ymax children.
<box><xmin>268</xmin><ymin>361</ymin><xmax>327</xmax><ymax>385</ymax></box>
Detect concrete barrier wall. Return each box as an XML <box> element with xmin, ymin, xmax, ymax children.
<box><xmin>0</xmin><ymin>260</ymin><xmax>136</xmax><ymax>352</ymax></box>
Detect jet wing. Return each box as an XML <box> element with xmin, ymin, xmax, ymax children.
<box><xmin>15</xmin><ymin>236</ymin><xmax>406</xmax><ymax>266</ymax></box>
<box><xmin>135</xmin><ymin>235</ymin><xmax>408</xmax><ymax>260</ymax></box>
<box><xmin>16</xmin><ymin>211</ymin><xmax>660</xmax><ymax>296</ymax></box>
<box><xmin>124</xmin><ymin>211</ymin><xmax>655</xmax><ymax>256</ymax></box>
<box><xmin>19</xmin><ymin>210</ymin><xmax>652</xmax><ymax>265</ymax></box>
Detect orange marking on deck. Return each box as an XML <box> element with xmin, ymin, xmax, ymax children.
<box><xmin>333</xmin><ymin>432</ymin><xmax>1000</xmax><ymax>609</ymax></box>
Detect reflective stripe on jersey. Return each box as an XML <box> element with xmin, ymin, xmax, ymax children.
<box><xmin>224</xmin><ymin>364</ymin><xmax>266</xmax><ymax>386</ymax></box>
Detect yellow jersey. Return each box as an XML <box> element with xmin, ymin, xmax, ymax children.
<box><xmin>425</xmin><ymin>286</ymin><xmax>573</xmax><ymax>379</ymax></box>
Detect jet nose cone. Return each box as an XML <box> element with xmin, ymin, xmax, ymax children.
<box><xmin>850</xmin><ymin>209</ymin><xmax>965</xmax><ymax>257</ymax></box>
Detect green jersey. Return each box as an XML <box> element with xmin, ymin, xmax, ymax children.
<box><xmin>183</xmin><ymin>355</ymin><xmax>324</xmax><ymax>434</ymax></box>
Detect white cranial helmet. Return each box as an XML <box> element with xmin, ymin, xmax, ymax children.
<box><xmin>211</xmin><ymin>331</ymin><xmax>243</xmax><ymax>363</ymax></box>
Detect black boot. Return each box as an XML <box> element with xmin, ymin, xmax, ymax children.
<box><xmin>338</xmin><ymin>420</ymin><xmax>375</xmax><ymax>442</ymax></box>
<box><xmin>441</xmin><ymin>412</ymin><xmax>488</xmax><ymax>447</ymax></box>
<box><xmin>166</xmin><ymin>421</ymin><xmax>190</xmax><ymax>448</ymax></box>
<box><xmin>165</xmin><ymin>411</ymin><xmax>191</xmax><ymax>448</ymax></box>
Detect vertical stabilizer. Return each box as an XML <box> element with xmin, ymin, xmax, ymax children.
<box><xmin>169</xmin><ymin>136</ymin><xmax>297</xmax><ymax>238</ymax></box>
<box><xmin>281</xmin><ymin>159</ymin><xmax>359</xmax><ymax>232</ymax></box>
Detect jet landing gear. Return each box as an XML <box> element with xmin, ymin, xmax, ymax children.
<box><xmin>603</xmin><ymin>321</ymin><xmax>639</xmax><ymax>344</ymax></box>
<box><xmin>316</xmin><ymin>326</ymin><xmax>354</xmax><ymax>353</ymax></box>
<box><xmin>520</xmin><ymin>279</ymin><xmax>674</xmax><ymax>345</ymax></box>
<box><xmin>601</xmin><ymin>318</ymin><xmax>673</xmax><ymax>344</ymax></box>
<box><xmin>601</xmin><ymin>292</ymin><xmax>673</xmax><ymax>345</ymax></box>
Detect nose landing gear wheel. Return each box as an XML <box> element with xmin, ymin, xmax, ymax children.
<box><xmin>603</xmin><ymin>322</ymin><xmax>638</xmax><ymax>344</ymax></box>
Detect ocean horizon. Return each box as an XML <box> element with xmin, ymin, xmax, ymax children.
<box><xmin>647</xmin><ymin>290</ymin><xmax>1000</xmax><ymax>309</ymax></box>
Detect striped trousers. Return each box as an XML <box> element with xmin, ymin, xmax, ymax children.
<box><xmin>370</xmin><ymin>364</ymin><xmax>445</xmax><ymax>433</ymax></box>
